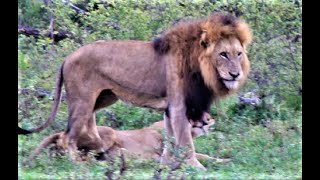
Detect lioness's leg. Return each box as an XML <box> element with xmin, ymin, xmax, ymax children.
<box><xmin>195</xmin><ymin>153</ymin><xmax>214</xmax><ymax>160</ymax></box>
<box><xmin>195</xmin><ymin>153</ymin><xmax>231</xmax><ymax>163</ymax></box>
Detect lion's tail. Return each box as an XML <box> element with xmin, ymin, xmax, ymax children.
<box><xmin>18</xmin><ymin>61</ymin><xmax>65</xmax><ymax>135</ymax></box>
<box><xmin>23</xmin><ymin>132</ymin><xmax>62</xmax><ymax>166</ymax></box>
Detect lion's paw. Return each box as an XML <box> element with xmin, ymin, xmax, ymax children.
<box><xmin>186</xmin><ymin>158</ymin><xmax>207</xmax><ymax>171</ymax></box>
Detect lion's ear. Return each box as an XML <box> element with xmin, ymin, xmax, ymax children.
<box><xmin>199</xmin><ymin>31</ymin><xmax>208</xmax><ymax>48</ymax></box>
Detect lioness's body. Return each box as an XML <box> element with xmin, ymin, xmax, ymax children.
<box><xmin>26</xmin><ymin>117</ymin><xmax>219</xmax><ymax>164</ymax></box>
<box><xmin>112</xmin><ymin>125</ymin><xmax>163</xmax><ymax>159</ymax></box>
<box><xmin>112</xmin><ymin>120</ymin><xmax>216</xmax><ymax>160</ymax></box>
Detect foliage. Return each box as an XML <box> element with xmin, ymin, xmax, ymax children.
<box><xmin>18</xmin><ymin>0</ymin><xmax>302</xmax><ymax>179</ymax></box>
<box><xmin>18</xmin><ymin>0</ymin><xmax>49</xmax><ymax>28</ymax></box>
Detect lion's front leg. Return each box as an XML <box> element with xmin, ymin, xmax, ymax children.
<box><xmin>168</xmin><ymin>104</ymin><xmax>206</xmax><ymax>170</ymax></box>
<box><xmin>161</xmin><ymin>54</ymin><xmax>205</xmax><ymax>170</ymax></box>
<box><xmin>161</xmin><ymin>105</ymin><xmax>205</xmax><ymax>170</ymax></box>
<box><xmin>160</xmin><ymin>113</ymin><xmax>174</xmax><ymax>164</ymax></box>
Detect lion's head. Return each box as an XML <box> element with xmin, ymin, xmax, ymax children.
<box><xmin>200</xmin><ymin>35</ymin><xmax>250</xmax><ymax>93</ymax></box>
<box><xmin>198</xmin><ymin>13</ymin><xmax>251</xmax><ymax>96</ymax></box>
<box><xmin>153</xmin><ymin>12</ymin><xmax>252</xmax><ymax>98</ymax></box>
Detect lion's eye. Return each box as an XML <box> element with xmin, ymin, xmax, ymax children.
<box><xmin>219</xmin><ymin>52</ymin><xmax>228</xmax><ymax>59</ymax></box>
<box><xmin>238</xmin><ymin>52</ymin><xmax>242</xmax><ymax>56</ymax></box>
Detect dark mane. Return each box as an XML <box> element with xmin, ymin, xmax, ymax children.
<box><xmin>185</xmin><ymin>72</ymin><xmax>213</xmax><ymax>121</ymax></box>
<box><xmin>153</xmin><ymin>37</ymin><xmax>170</xmax><ymax>55</ymax></box>
<box><xmin>156</xmin><ymin>12</ymin><xmax>252</xmax><ymax>121</ymax></box>
<box><xmin>152</xmin><ymin>12</ymin><xmax>251</xmax><ymax>55</ymax></box>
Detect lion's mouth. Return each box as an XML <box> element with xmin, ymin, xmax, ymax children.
<box><xmin>222</xmin><ymin>78</ymin><xmax>235</xmax><ymax>82</ymax></box>
<box><xmin>222</xmin><ymin>79</ymin><xmax>239</xmax><ymax>90</ymax></box>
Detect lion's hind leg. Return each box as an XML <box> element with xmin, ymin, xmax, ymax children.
<box><xmin>64</xmin><ymin>89</ymin><xmax>107</xmax><ymax>161</ymax></box>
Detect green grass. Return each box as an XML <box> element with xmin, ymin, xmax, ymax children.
<box><xmin>18</xmin><ymin>96</ymin><xmax>302</xmax><ymax>179</ymax></box>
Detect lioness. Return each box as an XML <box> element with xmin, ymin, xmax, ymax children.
<box><xmin>19</xmin><ymin>13</ymin><xmax>252</xmax><ymax>169</ymax></box>
<box><xmin>26</xmin><ymin>113</ymin><xmax>229</xmax><ymax>165</ymax></box>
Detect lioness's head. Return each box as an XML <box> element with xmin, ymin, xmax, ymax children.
<box><xmin>191</xmin><ymin>119</ymin><xmax>215</xmax><ymax>138</ymax></box>
<box><xmin>190</xmin><ymin>113</ymin><xmax>215</xmax><ymax>138</ymax></box>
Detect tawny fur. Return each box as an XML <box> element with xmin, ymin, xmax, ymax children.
<box><xmin>25</xmin><ymin>114</ymin><xmax>222</xmax><ymax>165</ymax></box>
<box><xmin>154</xmin><ymin>12</ymin><xmax>252</xmax><ymax>97</ymax></box>
<box><xmin>19</xmin><ymin>12</ymin><xmax>252</xmax><ymax>169</ymax></box>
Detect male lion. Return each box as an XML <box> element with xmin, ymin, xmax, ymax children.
<box><xmin>25</xmin><ymin>113</ymin><xmax>229</xmax><ymax>165</ymax></box>
<box><xmin>19</xmin><ymin>12</ymin><xmax>252</xmax><ymax>169</ymax></box>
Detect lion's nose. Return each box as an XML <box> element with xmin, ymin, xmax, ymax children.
<box><xmin>229</xmin><ymin>72</ymin><xmax>239</xmax><ymax>79</ymax></box>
